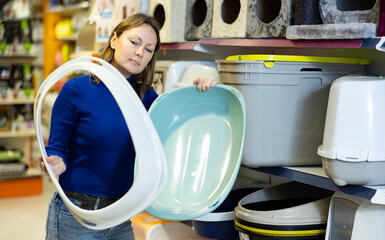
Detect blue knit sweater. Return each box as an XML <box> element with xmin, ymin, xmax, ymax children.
<box><xmin>46</xmin><ymin>75</ymin><xmax>158</xmax><ymax>198</ymax></box>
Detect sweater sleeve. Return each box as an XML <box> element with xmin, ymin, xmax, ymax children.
<box><xmin>45</xmin><ymin>79</ymin><xmax>80</xmax><ymax>165</ymax></box>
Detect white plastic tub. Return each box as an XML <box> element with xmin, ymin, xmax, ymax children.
<box><xmin>318</xmin><ymin>75</ymin><xmax>385</xmax><ymax>186</ymax></box>
<box><xmin>326</xmin><ymin>192</ymin><xmax>385</xmax><ymax>240</ymax></box>
<box><xmin>154</xmin><ymin>61</ymin><xmax>217</xmax><ymax>94</ymax></box>
<box><xmin>234</xmin><ymin>181</ymin><xmax>333</xmax><ymax>240</ymax></box>
<box><xmin>218</xmin><ymin>55</ymin><xmax>368</xmax><ymax>167</ymax></box>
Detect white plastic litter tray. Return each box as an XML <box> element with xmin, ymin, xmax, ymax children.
<box><xmin>326</xmin><ymin>192</ymin><xmax>385</xmax><ymax>240</ymax></box>
<box><xmin>34</xmin><ymin>57</ymin><xmax>167</xmax><ymax>230</ymax></box>
<box><xmin>235</xmin><ymin>181</ymin><xmax>333</xmax><ymax>239</ymax></box>
<box><xmin>318</xmin><ymin>75</ymin><xmax>385</xmax><ymax>186</ymax></box>
<box><xmin>218</xmin><ymin>55</ymin><xmax>369</xmax><ymax>167</ymax></box>
<box><xmin>154</xmin><ymin>61</ymin><xmax>217</xmax><ymax>94</ymax></box>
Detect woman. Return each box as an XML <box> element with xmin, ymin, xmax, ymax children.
<box><xmin>40</xmin><ymin>13</ymin><xmax>216</xmax><ymax>240</ymax></box>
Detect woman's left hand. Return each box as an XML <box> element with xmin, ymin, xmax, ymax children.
<box><xmin>193</xmin><ymin>78</ymin><xmax>217</xmax><ymax>92</ymax></box>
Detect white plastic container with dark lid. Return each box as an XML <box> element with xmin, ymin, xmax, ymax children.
<box><xmin>318</xmin><ymin>75</ymin><xmax>385</xmax><ymax>186</ymax></box>
<box><xmin>234</xmin><ymin>181</ymin><xmax>333</xmax><ymax>240</ymax></box>
<box><xmin>217</xmin><ymin>55</ymin><xmax>369</xmax><ymax>167</ymax></box>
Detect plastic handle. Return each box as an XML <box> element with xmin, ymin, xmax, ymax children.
<box><xmin>34</xmin><ymin>57</ymin><xmax>167</xmax><ymax>230</ymax></box>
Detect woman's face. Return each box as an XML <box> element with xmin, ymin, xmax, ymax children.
<box><xmin>110</xmin><ymin>24</ymin><xmax>157</xmax><ymax>78</ymax></box>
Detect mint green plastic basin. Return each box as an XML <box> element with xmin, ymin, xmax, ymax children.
<box><xmin>145</xmin><ymin>85</ymin><xmax>246</xmax><ymax>221</ymax></box>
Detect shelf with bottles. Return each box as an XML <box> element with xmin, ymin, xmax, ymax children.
<box><xmin>0</xmin><ymin>160</ymin><xmax>42</xmax><ymax>198</ymax></box>
<box><xmin>0</xmin><ymin>103</ymin><xmax>34</xmax><ymax>137</ymax></box>
<box><xmin>0</xmin><ymin>167</ymin><xmax>41</xmax><ymax>180</ymax></box>
<box><xmin>0</xmin><ymin>63</ymin><xmax>37</xmax><ymax>101</ymax></box>
<box><xmin>43</xmin><ymin>0</ymin><xmax>92</xmax><ymax>77</ymax></box>
<box><xmin>0</xmin><ymin>16</ymin><xmax>43</xmax><ymax>58</ymax></box>
<box><xmin>0</xmin><ymin>134</ymin><xmax>39</xmax><ymax>182</ymax></box>
<box><xmin>46</xmin><ymin>1</ymin><xmax>90</xmax><ymax>15</ymax></box>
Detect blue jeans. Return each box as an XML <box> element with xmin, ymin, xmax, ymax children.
<box><xmin>46</xmin><ymin>192</ymin><xmax>135</xmax><ymax>240</ymax></box>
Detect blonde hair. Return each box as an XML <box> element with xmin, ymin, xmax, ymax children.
<box><xmin>97</xmin><ymin>13</ymin><xmax>161</xmax><ymax>99</ymax></box>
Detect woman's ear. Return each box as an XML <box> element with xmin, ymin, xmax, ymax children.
<box><xmin>110</xmin><ymin>32</ymin><xmax>117</xmax><ymax>49</ymax></box>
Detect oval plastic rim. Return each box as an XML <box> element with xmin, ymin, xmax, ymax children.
<box><xmin>34</xmin><ymin>57</ymin><xmax>167</xmax><ymax>230</ymax></box>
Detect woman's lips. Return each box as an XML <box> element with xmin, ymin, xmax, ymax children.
<box><xmin>130</xmin><ymin>59</ymin><xmax>140</xmax><ymax>66</ymax></box>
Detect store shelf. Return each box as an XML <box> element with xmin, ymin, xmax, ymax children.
<box><xmin>161</xmin><ymin>42</ymin><xmax>198</xmax><ymax>50</ymax></box>
<box><xmin>0</xmin><ymin>14</ymin><xmax>43</xmax><ymax>22</ymax></box>
<box><xmin>0</xmin><ymin>167</ymin><xmax>42</xmax><ymax>198</ymax></box>
<box><xmin>159</xmin><ymin>37</ymin><xmax>385</xmax><ymax>60</ymax></box>
<box><xmin>0</xmin><ymin>130</ymin><xmax>36</xmax><ymax>138</ymax></box>
<box><xmin>196</xmin><ymin>37</ymin><xmax>384</xmax><ymax>49</ymax></box>
<box><xmin>160</xmin><ymin>37</ymin><xmax>384</xmax><ymax>51</ymax></box>
<box><xmin>46</xmin><ymin>1</ymin><xmax>90</xmax><ymax>15</ymax></box>
<box><xmin>0</xmin><ymin>55</ymin><xmax>38</xmax><ymax>65</ymax></box>
<box><xmin>253</xmin><ymin>166</ymin><xmax>385</xmax><ymax>205</ymax></box>
<box><xmin>0</xmin><ymin>99</ymin><xmax>34</xmax><ymax>105</ymax></box>
<box><xmin>0</xmin><ymin>167</ymin><xmax>41</xmax><ymax>180</ymax></box>
<box><xmin>55</xmin><ymin>37</ymin><xmax>77</xmax><ymax>42</ymax></box>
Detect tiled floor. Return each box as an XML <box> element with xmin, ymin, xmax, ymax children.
<box><xmin>0</xmin><ymin>176</ymin><xmax>55</xmax><ymax>240</ymax></box>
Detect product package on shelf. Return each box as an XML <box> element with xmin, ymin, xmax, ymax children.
<box><xmin>8</xmin><ymin>64</ymin><xmax>34</xmax><ymax>100</ymax></box>
<box><xmin>0</xmin><ymin>106</ymin><xmax>9</xmax><ymax>132</ymax></box>
<box><xmin>0</xmin><ymin>145</ymin><xmax>28</xmax><ymax>177</ymax></box>
<box><xmin>287</xmin><ymin>0</ymin><xmax>380</xmax><ymax>39</ymax></box>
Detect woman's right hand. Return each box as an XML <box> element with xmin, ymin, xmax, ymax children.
<box><xmin>39</xmin><ymin>155</ymin><xmax>66</xmax><ymax>182</ymax></box>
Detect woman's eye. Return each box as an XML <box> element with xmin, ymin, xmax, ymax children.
<box><xmin>130</xmin><ymin>40</ymin><xmax>138</xmax><ymax>45</ymax></box>
<box><xmin>146</xmin><ymin>48</ymin><xmax>153</xmax><ymax>53</ymax></box>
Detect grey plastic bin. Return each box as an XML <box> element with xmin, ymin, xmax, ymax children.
<box><xmin>217</xmin><ymin>55</ymin><xmax>369</xmax><ymax>167</ymax></box>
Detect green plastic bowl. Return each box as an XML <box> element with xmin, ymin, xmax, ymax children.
<box><xmin>145</xmin><ymin>85</ymin><xmax>246</xmax><ymax>220</ymax></box>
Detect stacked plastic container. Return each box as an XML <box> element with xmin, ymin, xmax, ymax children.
<box><xmin>217</xmin><ymin>55</ymin><xmax>369</xmax><ymax>167</ymax></box>
<box><xmin>234</xmin><ymin>182</ymin><xmax>333</xmax><ymax>240</ymax></box>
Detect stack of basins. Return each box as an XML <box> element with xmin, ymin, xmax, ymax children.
<box><xmin>235</xmin><ymin>182</ymin><xmax>333</xmax><ymax>240</ymax></box>
<box><xmin>192</xmin><ymin>184</ymin><xmax>268</xmax><ymax>239</ymax></box>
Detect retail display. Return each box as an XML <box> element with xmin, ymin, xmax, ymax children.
<box><xmin>146</xmin><ymin>85</ymin><xmax>246</xmax><ymax>220</ymax></box>
<box><xmin>293</xmin><ymin>0</ymin><xmax>322</xmax><ymax>25</ymax></box>
<box><xmin>286</xmin><ymin>23</ymin><xmax>377</xmax><ymax>40</ymax></box>
<box><xmin>287</xmin><ymin>0</ymin><xmax>380</xmax><ymax>39</ymax></box>
<box><xmin>34</xmin><ymin>57</ymin><xmax>167</xmax><ymax>230</ymax></box>
<box><xmin>0</xmin><ymin>0</ymin><xmax>43</xmax><ymax>199</ymax></box>
<box><xmin>178</xmin><ymin>63</ymin><xmax>219</xmax><ymax>88</ymax></box>
<box><xmin>148</xmin><ymin>0</ymin><xmax>187</xmax><ymax>42</ymax></box>
<box><xmin>0</xmin><ymin>145</ymin><xmax>23</xmax><ymax>163</ymax></box>
<box><xmin>1</xmin><ymin>0</ymin><xmax>384</xmax><ymax>238</ymax></box>
<box><xmin>318</xmin><ymin>75</ymin><xmax>385</xmax><ymax>186</ymax></box>
<box><xmin>0</xmin><ymin>145</ymin><xmax>27</xmax><ymax>176</ymax></box>
<box><xmin>246</xmin><ymin>0</ymin><xmax>293</xmax><ymax>38</ymax></box>
<box><xmin>184</xmin><ymin>0</ymin><xmax>213</xmax><ymax>41</ymax></box>
<box><xmin>211</xmin><ymin>0</ymin><xmax>247</xmax><ymax>38</ymax></box>
<box><xmin>218</xmin><ymin>54</ymin><xmax>368</xmax><ymax>167</ymax></box>
<box><xmin>320</xmin><ymin>0</ymin><xmax>380</xmax><ymax>24</ymax></box>
<box><xmin>192</xmin><ymin>184</ymin><xmax>267</xmax><ymax>240</ymax></box>
<box><xmin>325</xmin><ymin>192</ymin><xmax>385</xmax><ymax>240</ymax></box>
<box><xmin>235</xmin><ymin>182</ymin><xmax>333</xmax><ymax>240</ymax></box>
<box><xmin>154</xmin><ymin>60</ymin><xmax>217</xmax><ymax>94</ymax></box>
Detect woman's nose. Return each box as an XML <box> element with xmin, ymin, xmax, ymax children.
<box><xmin>135</xmin><ymin>47</ymin><xmax>143</xmax><ymax>57</ymax></box>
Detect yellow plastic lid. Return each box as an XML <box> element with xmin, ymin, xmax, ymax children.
<box><xmin>226</xmin><ymin>54</ymin><xmax>371</xmax><ymax>65</ymax></box>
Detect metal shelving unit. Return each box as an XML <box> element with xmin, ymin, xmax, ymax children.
<box><xmin>160</xmin><ymin>36</ymin><xmax>385</xmax><ymax>205</ymax></box>
<box><xmin>252</xmin><ymin>166</ymin><xmax>385</xmax><ymax>205</ymax></box>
